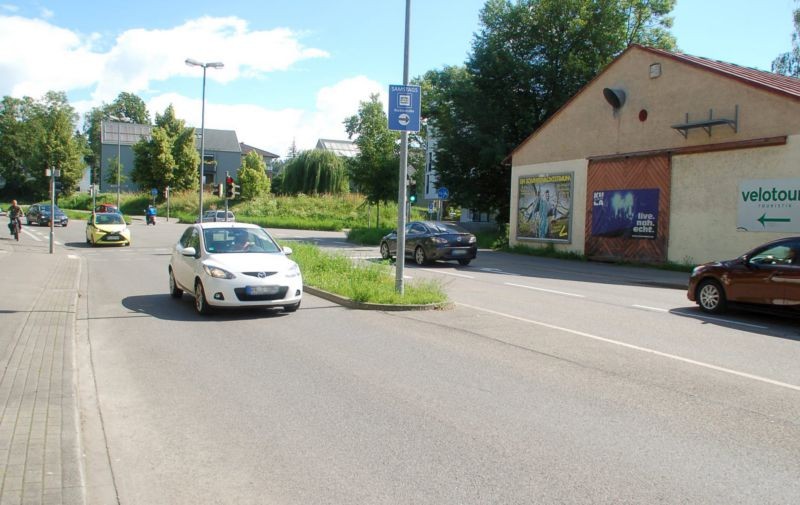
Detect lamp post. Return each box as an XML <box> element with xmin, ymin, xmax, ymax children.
<box><xmin>108</xmin><ymin>115</ymin><xmax>131</xmax><ymax>209</ymax></box>
<box><xmin>185</xmin><ymin>58</ymin><xmax>224</xmax><ymax>222</ymax></box>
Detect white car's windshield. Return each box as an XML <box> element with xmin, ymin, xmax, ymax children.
<box><xmin>203</xmin><ymin>228</ymin><xmax>281</xmax><ymax>254</ymax></box>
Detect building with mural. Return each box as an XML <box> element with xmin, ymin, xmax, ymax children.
<box><xmin>508</xmin><ymin>44</ymin><xmax>800</xmax><ymax>265</ymax></box>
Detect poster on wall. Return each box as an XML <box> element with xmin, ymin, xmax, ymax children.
<box><xmin>591</xmin><ymin>188</ymin><xmax>659</xmax><ymax>239</ymax></box>
<box><xmin>517</xmin><ymin>173</ymin><xmax>573</xmax><ymax>242</ymax></box>
<box><xmin>737</xmin><ymin>178</ymin><xmax>800</xmax><ymax>232</ymax></box>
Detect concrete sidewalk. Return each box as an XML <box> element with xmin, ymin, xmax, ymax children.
<box><xmin>0</xmin><ymin>239</ymin><xmax>85</xmax><ymax>505</ymax></box>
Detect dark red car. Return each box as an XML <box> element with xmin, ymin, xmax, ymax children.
<box><xmin>687</xmin><ymin>237</ymin><xmax>800</xmax><ymax>314</ymax></box>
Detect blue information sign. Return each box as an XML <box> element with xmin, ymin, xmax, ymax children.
<box><xmin>388</xmin><ymin>84</ymin><xmax>421</xmax><ymax>132</ymax></box>
<box><xmin>150</xmin><ymin>187</ymin><xmax>158</xmax><ymax>196</ymax></box>
<box><xmin>437</xmin><ymin>187</ymin><xmax>449</xmax><ymax>200</ymax></box>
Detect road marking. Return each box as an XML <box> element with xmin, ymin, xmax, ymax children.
<box><xmin>457</xmin><ymin>302</ymin><xmax>800</xmax><ymax>392</ymax></box>
<box><xmin>422</xmin><ymin>269</ymin><xmax>474</xmax><ymax>279</ymax></box>
<box><xmin>632</xmin><ymin>304</ymin><xmax>669</xmax><ymax>312</ymax></box>
<box><xmin>22</xmin><ymin>228</ymin><xmax>41</xmax><ymax>241</ymax></box>
<box><xmin>505</xmin><ymin>282</ymin><xmax>585</xmax><ymax>298</ymax></box>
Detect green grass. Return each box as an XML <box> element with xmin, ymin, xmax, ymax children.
<box><xmin>290</xmin><ymin>242</ymin><xmax>448</xmax><ymax>305</ymax></box>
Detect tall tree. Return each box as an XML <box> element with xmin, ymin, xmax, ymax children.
<box><xmin>773</xmin><ymin>3</ymin><xmax>800</xmax><ymax>76</ymax></box>
<box><xmin>344</xmin><ymin>94</ymin><xmax>399</xmax><ymax>206</ymax></box>
<box><xmin>130</xmin><ymin>105</ymin><xmax>198</xmax><ymax>191</ymax></box>
<box><xmin>237</xmin><ymin>151</ymin><xmax>271</xmax><ymax>200</ymax></box>
<box><xmin>83</xmin><ymin>92</ymin><xmax>150</xmax><ymax>187</ymax></box>
<box><xmin>421</xmin><ymin>0</ymin><xmax>676</xmax><ymax>222</ymax></box>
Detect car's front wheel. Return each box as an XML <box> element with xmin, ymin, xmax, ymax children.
<box><xmin>697</xmin><ymin>279</ymin><xmax>726</xmax><ymax>314</ymax></box>
<box><xmin>169</xmin><ymin>269</ymin><xmax>183</xmax><ymax>299</ymax></box>
<box><xmin>194</xmin><ymin>279</ymin><xmax>212</xmax><ymax>315</ymax></box>
<box><xmin>380</xmin><ymin>242</ymin><xmax>392</xmax><ymax>260</ymax></box>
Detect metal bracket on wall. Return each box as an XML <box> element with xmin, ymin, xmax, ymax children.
<box><xmin>671</xmin><ymin>105</ymin><xmax>738</xmax><ymax>139</ymax></box>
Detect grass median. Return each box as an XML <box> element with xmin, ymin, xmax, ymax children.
<box><xmin>289</xmin><ymin>242</ymin><xmax>448</xmax><ymax>306</ymax></box>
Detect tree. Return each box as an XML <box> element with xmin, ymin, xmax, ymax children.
<box><xmin>237</xmin><ymin>151</ymin><xmax>271</xmax><ymax>199</ymax></box>
<box><xmin>773</xmin><ymin>4</ymin><xmax>800</xmax><ymax>76</ymax></box>
<box><xmin>344</xmin><ymin>94</ymin><xmax>399</xmax><ymax>206</ymax></box>
<box><xmin>281</xmin><ymin>149</ymin><xmax>349</xmax><ymax>195</ymax></box>
<box><xmin>131</xmin><ymin>105</ymin><xmax>198</xmax><ymax>192</ymax></box>
<box><xmin>420</xmin><ymin>0</ymin><xmax>676</xmax><ymax>222</ymax></box>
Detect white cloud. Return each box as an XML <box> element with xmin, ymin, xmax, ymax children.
<box><xmin>0</xmin><ymin>14</ymin><xmax>328</xmax><ymax>103</ymax></box>
<box><xmin>148</xmin><ymin>75</ymin><xmax>385</xmax><ymax>158</ymax></box>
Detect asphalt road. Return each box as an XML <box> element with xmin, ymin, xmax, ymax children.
<box><xmin>27</xmin><ymin>218</ymin><xmax>800</xmax><ymax>504</ymax></box>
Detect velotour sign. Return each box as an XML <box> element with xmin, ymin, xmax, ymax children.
<box><xmin>737</xmin><ymin>178</ymin><xmax>800</xmax><ymax>232</ymax></box>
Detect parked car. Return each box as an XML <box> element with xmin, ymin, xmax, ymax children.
<box><xmin>687</xmin><ymin>236</ymin><xmax>800</xmax><ymax>314</ymax></box>
<box><xmin>380</xmin><ymin>221</ymin><xmax>478</xmax><ymax>266</ymax></box>
<box><xmin>86</xmin><ymin>212</ymin><xmax>131</xmax><ymax>246</ymax></box>
<box><xmin>25</xmin><ymin>203</ymin><xmax>68</xmax><ymax>227</ymax></box>
<box><xmin>169</xmin><ymin>222</ymin><xmax>302</xmax><ymax>315</ymax></box>
<box><xmin>95</xmin><ymin>203</ymin><xmax>119</xmax><ymax>213</ymax></box>
<box><xmin>196</xmin><ymin>210</ymin><xmax>236</xmax><ymax>223</ymax></box>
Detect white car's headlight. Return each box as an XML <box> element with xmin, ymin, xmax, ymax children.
<box><xmin>203</xmin><ymin>264</ymin><xmax>235</xmax><ymax>279</ymax></box>
<box><xmin>285</xmin><ymin>262</ymin><xmax>301</xmax><ymax>278</ymax></box>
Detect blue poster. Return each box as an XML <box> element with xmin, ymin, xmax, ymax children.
<box><xmin>591</xmin><ymin>189</ymin><xmax>659</xmax><ymax>239</ymax></box>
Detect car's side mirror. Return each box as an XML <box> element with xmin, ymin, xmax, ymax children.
<box><xmin>282</xmin><ymin>246</ymin><xmax>293</xmax><ymax>256</ymax></box>
<box><xmin>181</xmin><ymin>247</ymin><xmax>197</xmax><ymax>257</ymax></box>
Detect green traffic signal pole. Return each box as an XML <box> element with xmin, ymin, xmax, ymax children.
<box><xmin>395</xmin><ymin>0</ymin><xmax>411</xmax><ymax>295</ymax></box>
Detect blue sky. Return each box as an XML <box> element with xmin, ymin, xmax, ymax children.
<box><xmin>0</xmin><ymin>0</ymin><xmax>795</xmax><ymax>157</ymax></box>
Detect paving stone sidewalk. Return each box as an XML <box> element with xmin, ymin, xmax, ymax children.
<box><xmin>0</xmin><ymin>251</ymin><xmax>84</xmax><ymax>505</ymax></box>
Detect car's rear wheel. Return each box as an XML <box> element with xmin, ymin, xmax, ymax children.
<box><xmin>380</xmin><ymin>242</ymin><xmax>391</xmax><ymax>260</ymax></box>
<box><xmin>414</xmin><ymin>246</ymin><xmax>428</xmax><ymax>266</ymax></box>
<box><xmin>194</xmin><ymin>279</ymin><xmax>212</xmax><ymax>315</ymax></box>
<box><xmin>697</xmin><ymin>279</ymin><xmax>726</xmax><ymax>314</ymax></box>
<box><xmin>169</xmin><ymin>269</ymin><xmax>183</xmax><ymax>299</ymax></box>
<box><xmin>283</xmin><ymin>301</ymin><xmax>301</xmax><ymax>313</ymax></box>
<box><xmin>457</xmin><ymin>258</ymin><xmax>471</xmax><ymax>266</ymax></box>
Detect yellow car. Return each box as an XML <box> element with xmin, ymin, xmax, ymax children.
<box><xmin>86</xmin><ymin>212</ymin><xmax>131</xmax><ymax>246</ymax></box>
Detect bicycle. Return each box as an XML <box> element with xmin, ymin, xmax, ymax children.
<box><xmin>9</xmin><ymin>218</ymin><xmax>20</xmax><ymax>242</ymax></box>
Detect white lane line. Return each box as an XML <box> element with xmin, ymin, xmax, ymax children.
<box><xmin>505</xmin><ymin>282</ymin><xmax>585</xmax><ymax>298</ymax></box>
<box><xmin>632</xmin><ymin>304</ymin><xmax>668</xmax><ymax>312</ymax></box>
<box><xmin>422</xmin><ymin>269</ymin><xmax>474</xmax><ymax>279</ymax></box>
<box><xmin>21</xmin><ymin>228</ymin><xmax>41</xmax><ymax>241</ymax></box>
<box><xmin>458</xmin><ymin>302</ymin><xmax>800</xmax><ymax>392</ymax></box>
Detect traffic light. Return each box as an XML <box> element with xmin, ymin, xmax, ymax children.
<box><xmin>225</xmin><ymin>176</ymin><xmax>234</xmax><ymax>198</ymax></box>
<box><xmin>217</xmin><ymin>183</ymin><xmax>224</xmax><ymax>197</ymax></box>
<box><xmin>408</xmin><ymin>182</ymin><xmax>417</xmax><ymax>204</ymax></box>
<box><xmin>230</xmin><ymin>182</ymin><xmax>239</xmax><ymax>199</ymax></box>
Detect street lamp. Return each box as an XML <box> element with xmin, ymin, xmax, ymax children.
<box><xmin>108</xmin><ymin>115</ymin><xmax>131</xmax><ymax>208</ymax></box>
<box><xmin>185</xmin><ymin>58</ymin><xmax>224</xmax><ymax>222</ymax></box>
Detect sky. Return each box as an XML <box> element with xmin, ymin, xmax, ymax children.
<box><xmin>0</xmin><ymin>0</ymin><xmax>795</xmax><ymax>158</ymax></box>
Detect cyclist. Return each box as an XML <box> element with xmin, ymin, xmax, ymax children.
<box><xmin>7</xmin><ymin>200</ymin><xmax>23</xmax><ymax>239</ymax></box>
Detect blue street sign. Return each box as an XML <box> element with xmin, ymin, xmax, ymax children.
<box><xmin>388</xmin><ymin>84</ymin><xmax>421</xmax><ymax>132</ymax></box>
<box><xmin>437</xmin><ymin>187</ymin><xmax>449</xmax><ymax>200</ymax></box>
<box><xmin>151</xmin><ymin>188</ymin><xmax>158</xmax><ymax>196</ymax></box>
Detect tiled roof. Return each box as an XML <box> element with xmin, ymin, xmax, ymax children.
<box><xmin>195</xmin><ymin>128</ymin><xmax>241</xmax><ymax>152</ymax></box>
<box><xmin>240</xmin><ymin>142</ymin><xmax>279</xmax><ymax>159</ymax></box>
<box><xmin>638</xmin><ymin>44</ymin><xmax>800</xmax><ymax>101</ymax></box>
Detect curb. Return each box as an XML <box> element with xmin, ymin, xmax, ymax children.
<box><xmin>304</xmin><ymin>285</ymin><xmax>454</xmax><ymax>311</ymax></box>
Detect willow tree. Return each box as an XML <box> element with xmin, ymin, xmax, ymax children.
<box><xmin>281</xmin><ymin>149</ymin><xmax>349</xmax><ymax>195</ymax></box>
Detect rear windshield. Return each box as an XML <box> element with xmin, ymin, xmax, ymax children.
<box><xmin>427</xmin><ymin>222</ymin><xmax>469</xmax><ymax>234</ymax></box>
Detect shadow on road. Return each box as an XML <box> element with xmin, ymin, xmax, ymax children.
<box><xmin>121</xmin><ymin>293</ymin><xmax>293</xmax><ymax>321</ymax></box>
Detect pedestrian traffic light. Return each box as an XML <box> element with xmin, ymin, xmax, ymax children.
<box><xmin>225</xmin><ymin>176</ymin><xmax>234</xmax><ymax>198</ymax></box>
<box><xmin>408</xmin><ymin>182</ymin><xmax>417</xmax><ymax>204</ymax></box>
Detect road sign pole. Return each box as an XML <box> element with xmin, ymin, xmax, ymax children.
<box><xmin>394</xmin><ymin>0</ymin><xmax>411</xmax><ymax>295</ymax></box>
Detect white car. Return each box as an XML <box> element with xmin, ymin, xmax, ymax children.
<box><xmin>169</xmin><ymin>222</ymin><xmax>302</xmax><ymax>315</ymax></box>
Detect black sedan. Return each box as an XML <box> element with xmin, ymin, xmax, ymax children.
<box><xmin>25</xmin><ymin>203</ymin><xmax>68</xmax><ymax>227</ymax></box>
<box><xmin>380</xmin><ymin>221</ymin><xmax>477</xmax><ymax>266</ymax></box>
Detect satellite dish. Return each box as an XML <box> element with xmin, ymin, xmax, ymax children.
<box><xmin>602</xmin><ymin>88</ymin><xmax>626</xmax><ymax>109</ymax></box>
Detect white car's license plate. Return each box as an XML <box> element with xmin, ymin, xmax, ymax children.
<box><xmin>246</xmin><ymin>285</ymin><xmax>280</xmax><ymax>295</ymax></box>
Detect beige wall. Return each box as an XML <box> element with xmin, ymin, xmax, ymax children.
<box><xmin>669</xmin><ymin>135</ymin><xmax>800</xmax><ymax>264</ymax></box>
<box><xmin>510</xmin><ymin>158</ymin><xmax>587</xmax><ymax>251</ymax></box>
<box><xmin>512</xmin><ymin>47</ymin><xmax>800</xmax><ymax>167</ymax></box>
